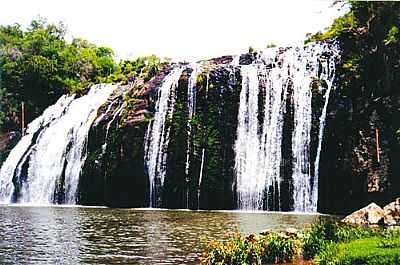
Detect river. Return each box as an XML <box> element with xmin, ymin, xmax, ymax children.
<box><xmin>0</xmin><ymin>205</ymin><xmax>332</xmax><ymax>264</ymax></box>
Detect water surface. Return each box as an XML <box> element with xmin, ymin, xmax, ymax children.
<box><xmin>0</xmin><ymin>206</ymin><xmax>333</xmax><ymax>264</ymax></box>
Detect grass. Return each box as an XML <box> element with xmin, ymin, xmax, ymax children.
<box><xmin>302</xmin><ymin>221</ymin><xmax>381</xmax><ymax>260</ymax></box>
<box><xmin>316</xmin><ymin>236</ymin><xmax>400</xmax><ymax>265</ymax></box>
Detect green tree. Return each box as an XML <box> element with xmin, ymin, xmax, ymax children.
<box><xmin>0</xmin><ymin>18</ymin><xmax>120</xmax><ymax>132</ymax></box>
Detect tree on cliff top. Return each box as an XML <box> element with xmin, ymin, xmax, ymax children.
<box><xmin>0</xmin><ymin>18</ymin><xmax>164</xmax><ymax>133</ymax></box>
<box><xmin>0</xmin><ymin>18</ymin><xmax>119</xmax><ymax>132</ymax></box>
<box><xmin>307</xmin><ymin>1</ymin><xmax>399</xmax><ymax>133</ymax></box>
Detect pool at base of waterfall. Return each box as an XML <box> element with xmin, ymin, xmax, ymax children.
<box><xmin>0</xmin><ymin>205</ymin><xmax>335</xmax><ymax>264</ymax></box>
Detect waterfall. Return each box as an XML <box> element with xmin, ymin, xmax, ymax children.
<box><xmin>185</xmin><ymin>64</ymin><xmax>200</xmax><ymax>208</ymax></box>
<box><xmin>235</xmin><ymin>59</ymin><xmax>288</xmax><ymax>210</ymax></box>
<box><xmin>0</xmin><ymin>95</ymin><xmax>75</xmax><ymax>203</ymax></box>
<box><xmin>101</xmin><ymin>102</ymin><xmax>125</xmax><ymax>156</ymax></box>
<box><xmin>185</xmin><ymin>64</ymin><xmax>200</xmax><ymax>175</ymax></box>
<box><xmin>235</xmin><ymin>65</ymin><xmax>262</xmax><ymax>210</ymax></box>
<box><xmin>258</xmin><ymin>50</ymin><xmax>289</xmax><ymax>211</ymax></box>
<box><xmin>290</xmin><ymin>47</ymin><xmax>314</xmax><ymax>212</ymax></box>
<box><xmin>290</xmin><ymin>44</ymin><xmax>338</xmax><ymax>212</ymax></box>
<box><xmin>0</xmin><ymin>84</ymin><xmax>115</xmax><ymax>204</ymax></box>
<box><xmin>0</xmin><ymin>44</ymin><xmax>337</xmax><ymax>211</ymax></box>
<box><xmin>234</xmin><ymin>43</ymin><xmax>338</xmax><ymax>212</ymax></box>
<box><xmin>144</xmin><ymin>67</ymin><xmax>184</xmax><ymax>208</ymax></box>
<box><xmin>198</xmin><ymin>148</ymin><xmax>205</xmax><ymax>209</ymax></box>
<box><xmin>312</xmin><ymin>45</ymin><xmax>339</xmax><ymax>211</ymax></box>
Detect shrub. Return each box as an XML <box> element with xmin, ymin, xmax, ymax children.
<box><xmin>378</xmin><ymin>228</ymin><xmax>400</xmax><ymax>249</ymax></box>
<box><xmin>200</xmin><ymin>231</ymin><xmax>298</xmax><ymax>265</ymax></box>
<box><xmin>261</xmin><ymin>233</ymin><xmax>297</xmax><ymax>263</ymax></box>
<box><xmin>302</xmin><ymin>221</ymin><xmax>379</xmax><ymax>260</ymax></box>
<box><xmin>302</xmin><ymin>221</ymin><xmax>337</xmax><ymax>259</ymax></box>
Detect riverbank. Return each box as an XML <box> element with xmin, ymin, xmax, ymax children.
<box><xmin>201</xmin><ymin>199</ymin><xmax>400</xmax><ymax>264</ymax></box>
<box><xmin>201</xmin><ymin>221</ymin><xmax>400</xmax><ymax>265</ymax></box>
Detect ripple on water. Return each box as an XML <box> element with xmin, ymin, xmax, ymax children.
<box><xmin>0</xmin><ymin>206</ymin><xmax>336</xmax><ymax>264</ymax></box>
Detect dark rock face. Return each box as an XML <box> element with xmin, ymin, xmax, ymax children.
<box><xmin>79</xmin><ymin>84</ymin><xmax>150</xmax><ymax>207</ymax></box>
<box><xmin>318</xmin><ymin>87</ymin><xmax>400</xmax><ymax>214</ymax></box>
<box><xmin>79</xmin><ymin>63</ymin><xmax>242</xmax><ymax>209</ymax></box>
<box><xmin>0</xmin><ymin>131</ymin><xmax>21</xmax><ymax>167</ymax></box>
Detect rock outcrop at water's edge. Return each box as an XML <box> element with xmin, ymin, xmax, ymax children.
<box><xmin>383</xmin><ymin>198</ymin><xmax>400</xmax><ymax>226</ymax></box>
<box><xmin>341</xmin><ymin>202</ymin><xmax>385</xmax><ymax>225</ymax></box>
<box><xmin>342</xmin><ymin>199</ymin><xmax>400</xmax><ymax>226</ymax></box>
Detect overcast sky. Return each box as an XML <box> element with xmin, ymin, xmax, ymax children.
<box><xmin>0</xmin><ymin>0</ymin><xmax>347</xmax><ymax>61</ymax></box>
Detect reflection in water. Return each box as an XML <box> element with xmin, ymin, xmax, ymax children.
<box><xmin>0</xmin><ymin>206</ymin><xmax>85</xmax><ymax>264</ymax></box>
<box><xmin>0</xmin><ymin>206</ymin><xmax>333</xmax><ymax>264</ymax></box>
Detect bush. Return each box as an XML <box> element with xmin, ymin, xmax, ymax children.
<box><xmin>378</xmin><ymin>228</ymin><xmax>400</xmax><ymax>249</ymax></box>
<box><xmin>201</xmin><ymin>222</ymin><xmax>398</xmax><ymax>265</ymax></box>
<box><xmin>302</xmin><ymin>221</ymin><xmax>339</xmax><ymax>259</ymax></box>
<box><xmin>302</xmin><ymin>221</ymin><xmax>379</xmax><ymax>260</ymax></box>
<box><xmin>200</xmin><ymin>231</ymin><xmax>298</xmax><ymax>265</ymax></box>
<box><xmin>261</xmin><ymin>233</ymin><xmax>297</xmax><ymax>263</ymax></box>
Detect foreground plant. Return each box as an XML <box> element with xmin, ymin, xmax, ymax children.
<box><xmin>302</xmin><ymin>221</ymin><xmax>380</xmax><ymax>260</ymax></box>
<box><xmin>201</xmin><ymin>221</ymin><xmax>400</xmax><ymax>265</ymax></box>
<box><xmin>304</xmin><ymin>222</ymin><xmax>400</xmax><ymax>265</ymax></box>
<box><xmin>200</xmin><ymin>231</ymin><xmax>299</xmax><ymax>265</ymax></box>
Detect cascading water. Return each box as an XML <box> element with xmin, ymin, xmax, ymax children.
<box><xmin>101</xmin><ymin>102</ymin><xmax>126</xmax><ymax>156</ymax></box>
<box><xmin>312</xmin><ymin>46</ymin><xmax>339</xmax><ymax>211</ymax></box>
<box><xmin>197</xmin><ymin>73</ymin><xmax>210</xmax><ymax>209</ymax></box>
<box><xmin>0</xmin><ymin>95</ymin><xmax>75</xmax><ymax>203</ymax></box>
<box><xmin>258</xmin><ymin>50</ymin><xmax>289</xmax><ymax>211</ymax></box>
<box><xmin>0</xmin><ymin>84</ymin><xmax>115</xmax><ymax>204</ymax></box>
<box><xmin>144</xmin><ymin>67</ymin><xmax>184</xmax><ymax>208</ymax></box>
<box><xmin>235</xmin><ymin>65</ymin><xmax>262</xmax><ymax>210</ymax></box>
<box><xmin>234</xmin><ymin>43</ymin><xmax>338</xmax><ymax>212</ymax></box>
<box><xmin>291</xmin><ymin>44</ymin><xmax>338</xmax><ymax>212</ymax></box>
<box><xmin>185</xmin><ymin>64</ymin><xmax>200</xmax><ymax>175</ymax></box>
<box><xmin>185</xmin><ymin>64</ymin><xmax>201</xmax><ymax>208</ymax></box>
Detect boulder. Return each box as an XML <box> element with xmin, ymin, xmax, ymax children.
<box><xmin>383</xmin><ymin>198</ymin><xmax>400</xmax><ymax>226</ymax></box>
<box><xmin>285</xmin><ymin>227</ymin><xmax>299</xmax><ymax>237</ymax></box>
<box><xmin>342</xmin><ymin>202</ymin><xmax>385</xmax><ymax>225</ymax></box>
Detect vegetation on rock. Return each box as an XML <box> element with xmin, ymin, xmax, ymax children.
<box><xmin>311</xmin><ymin>0</ymin><xmax>400</xmax><ymax>213</ymax></box>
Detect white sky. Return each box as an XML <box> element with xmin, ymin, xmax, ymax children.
<box><xmin>0</xmin><ymin>0</ymin><xmax>346</xmax><ymax>61</ymax></box>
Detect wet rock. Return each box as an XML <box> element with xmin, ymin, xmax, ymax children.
<box><xmin>206</xmin><ymin>55</ymin><xmax>234</xmax><ymax>65</ymax></box>
<box><xmin>239</xmin><ymin>53</ymin><xmax>256</xmax><ymax>65</ymax></box>
<box><xmin>383</xmin><ymin>198</ymin><xmax>400</xmax><ymax>226</ymax></box>
<box><xmin>341</xmin><ymin>202</ymin><xmax>385</xmax><ymax>225</ymax></box>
